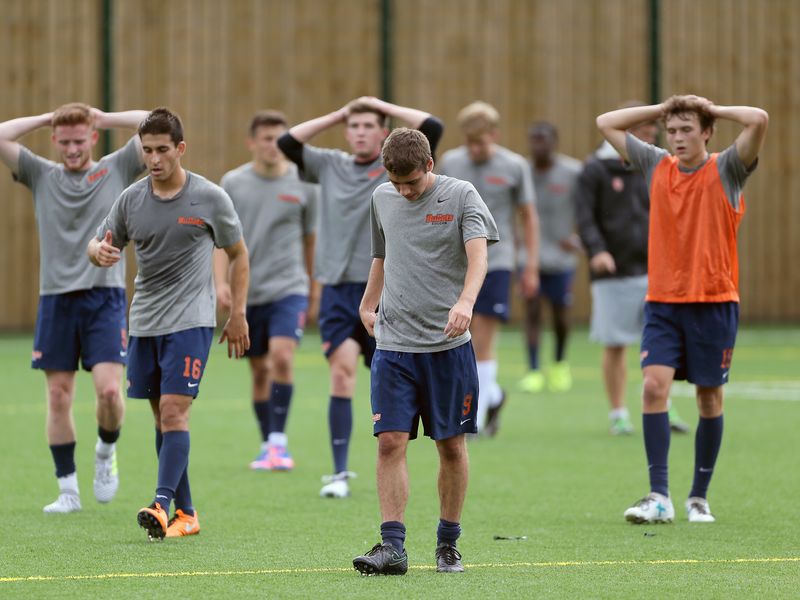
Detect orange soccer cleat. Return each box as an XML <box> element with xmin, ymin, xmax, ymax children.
<box><xmin>137</xmin><ymin>502</ymin><xmax>169</xmax><ymax>541</ymax></box>
<box><xmin>166</xmin><ymin>509</ymin><xmax>201</xmax><ymax>537</ymax></box>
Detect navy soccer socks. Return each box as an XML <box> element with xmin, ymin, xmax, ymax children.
<box><xmin>643</xmin><ymin>412</ymin><xmax>671</xmax><ymax>496</ymax></box>
<box><xmin>329</xmin><ymin>396</ymin><xmax>352</xmax><ymax>473</ymax></box>
<box><xmin>689</xmin><ymin>415</ymin><xmax>724</xmax><ymax>499</ymax></box>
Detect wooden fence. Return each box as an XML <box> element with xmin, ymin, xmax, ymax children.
<box><xmin>0</xmin><ymin>0</ymin><xmax>797</xmax><ymax>328</ymax></box>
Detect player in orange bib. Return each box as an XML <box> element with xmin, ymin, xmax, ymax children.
<box><xmin>597</xmin><ymin>95</ymin><xmax>768</xmax><ymax>524</ymax></box>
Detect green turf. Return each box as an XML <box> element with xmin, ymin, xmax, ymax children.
<box><xmin>0</xmin><ymin>326</ymin><xmax>798</xmax><ymax>598</ymax></box>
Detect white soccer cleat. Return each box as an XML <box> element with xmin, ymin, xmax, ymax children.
<box><xmin>685</xmin><ymin>497</ymin><xmax>716</xmax><ymax>523</ymax></box>
<box><xmin>94</xmin><ymin>447</ymin><xmax>119</xmax><ymax>503</ymax></box>
<box><xmin>43</xmin><ymin>492</ymin><xmax>82</xmax><ymax>513</ymax></box>
<box><xmin>319</xmin><ymin>471</ymin><xmax>356</xmax><ymax>498</ymax></box>
<box><xmin>624</xmin><ymin>492</ymin><xmax>674</xmax><ymax>524</ymax></box>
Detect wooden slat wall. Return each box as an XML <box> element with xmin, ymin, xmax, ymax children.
<box><xmin>0</xmin><ymin>0</ymin><xmax>797</xmax><ymax>328</ymax></box>
<box><xmin>660</xmin><ymin>0</ymin><xmax>800</xmax><ymax>321</ymax></box>
<box><xmin>0</xmin><ymin>0</ymin><xmax>101</xmax><ymax>329</ymax></box>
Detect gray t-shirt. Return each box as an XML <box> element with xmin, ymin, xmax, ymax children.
<box><xmin>438</xmin><ymin>145</ymin><xmax>534</xmax><ymax>272</ymax></box>
<box><xmin>14</xmin><ymin>137</ymin><xmax>144</xmax><ymax>294</ymax></box>
<box><xmin>221</xmin><ymin>162</ymin><xmax>317</xmax><ymax>305</ymax></box>
<box><xmin>370</xmin><ymin>175</ymin><xmax>499</xmax><ymax>353</ymax></box>
<box><xmin>625</xmin><ymin>133</ymin><xmax>752</xmax><ymax>210</ymax></box>
<box><xmin>532</xmin><ymin>154</ymin><xmax>583</xmax><ymax>273</ymax></box>
<box><xmin>97</xmin><ymin>171</ymin><xmax>243</xmax><ymax>337</ymax></box>
<box><xmin>301</xmin><ymin>146</ymin><xmax>389</xmax><ymax>285</ymax></box>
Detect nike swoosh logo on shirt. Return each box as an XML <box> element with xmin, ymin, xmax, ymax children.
<box><xmin>460</xmin><ymin>418</ymin><xmax>471</xmax><ymax>425</ymax></box>
<box><xmin>437</xmin><ymin>197</ymin><xmax>448</xmax><ymax>203</ymax></box>
<box><xmin>188</xmin><ymin>382</ymin><xmax>199</xmax><ymax>388</ymax></box>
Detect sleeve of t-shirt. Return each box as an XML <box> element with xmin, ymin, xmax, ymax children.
<box><xmin>277</xmin><ymin>133</ymin><xmax>305</xmax><ymax>171</ymax></box>
<box><xmin>300</xmin><ymin>145</ymin><xmax>338</xmax><ymax>184</ymax></box>
<box><xmin>209</xmin><ymin>188</ymin><xmax>244</xmax><ymax>249</ymax></box>
<box><xmin>461</xmin><ymin>185</ymin><xmax>499</xmax><ymax>246</ymax></box>
<box><xmin>515</xmin><ymin>155</ymin><xmax>536</xmax><ymax>206</ymax></box>
<box><xmin>370</xmin><ymin>194</ymin><xmax>386</xmax><ymax>259</ymax></box>
<box><xmin>716</xmin><ymin>144</ymin><xmax>754</xmax><ymax>211</ymax></box>
<box><xmin>574</xmin><ymin>160</ymin><xmax>607</xmax><ymax>257</ymax></box>
<box><xmin>96</xmin><ymin>193</ymin><xmax>130</xmax><ymax>250</ymax></box>
<box><xmin>418</xmin><ymin>116</ymin><xmax>444</xmax><ymax>157</ymax></box>
<box><xmin>108</xmin><ymin>136</ymin><xmax>145</xmax><ymax>184</ymax></box>
<box><xmin>626</xmin><ymin>133</ymin><xmax>669</xmax><ymax>180</ymax></box>
<box><xmin>303</xmin><ymin>184</ymin><xmax>319</xmax><ymax>236</ymax></box>
<box><xmin>14</xmin><ymin>147</ymin><xmax>53</xmax><ymax>191</ymax></box>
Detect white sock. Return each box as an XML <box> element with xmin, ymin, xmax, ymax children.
<box><xmin>268</xmin><ymin>432</ymin><xmax>288</xmax><ymax>448</ymax></box>
<box><xmin>610</xmin><ymin>408</ymin><xmax>630</xmax><ymax>421</ymax></box>
<box><xmin>58</xmin><ymin>472</ymin><xmax>79</xmax><ymax>495</ymax></box>
<box><xmin>95</xmin><ymin>438</ymin><xmax>115</xmax><ymax>458</ymax></box>
<box><xmin>260</xmin><ymin>441</ymin><xmax>270</xmax><ymax>452</ymax></box>
<box><xmin>476</xmin><ymin>360</ymin><xmax>500</xmax><ymax>430</ymax></box>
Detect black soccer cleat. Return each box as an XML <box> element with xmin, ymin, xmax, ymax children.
<box><xmin>435</xmin><ymin>543</ymin><xmax>464</xmax><ymax>573</ymax></box>
<box><xmin>353</xmin><ymin>543</ymin><xmax>408</xmax><ymax>576</ymax></box>
<box><xmin>137</xmin><ymin>502</ymin><xmax>168</xmax><ymax>541</ymax></box>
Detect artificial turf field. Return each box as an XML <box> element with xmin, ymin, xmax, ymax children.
<box><xmin>0</xmin><ymin>326</ymin><xmax>798</xmax><ymax>598</ymax></box>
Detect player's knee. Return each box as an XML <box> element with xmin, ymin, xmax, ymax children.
<box><xmin>330</xmin><ymin>363</ymin><xmax>355</xmax><ymax>394</ymax></box>
<box><xmin>696</xmin><ymin>388</ymin><xmax>723</xmax><ymax>416</ymax></box>
<box><xmin>437</xmin><ymin>437</ymin><xmax>466</xmax><ymax>463</ymax></box>
<box><xmin>377</xmin><ymin>433</ymin><xmax>406</xmax><ymax>459</ymax></box>
<box><xmin>269</xmin><ymin>349</ymin><xmax>294</xmax><ymax>380</ymax></box>
<box><xmin>96</xmin><ymin>382</ymin><xmax>121</xmax><ymax>407</ymax></box>
<box><xmin>47</xmin><ymin>384</ymin><xmax>73</xmax><ymax>414</ymax></box>
<box><xmin>158</xmin><ymin>404</ymin><xmax>189</xmax><ymax>431</ymax></box>
<box><xmin>642</xmin><ymin>375</ymin><xmax>669</xmax><ymax>406</ymax></box>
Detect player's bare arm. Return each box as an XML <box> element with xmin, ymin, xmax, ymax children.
<box><xmin>212</xmin><ymin>248</ymin><xmax>232</xmax><ymax>312</ymax></box>
<box><xmin>286</xmin><ymin>106</ymin><xmax>348</xmax><ymax>143</ymax></box>
<box><xmin>518</xmin><ymin>203</ymin><xmax>540</xmax><ymax>298</ymax></box>
<box><xmin>87</xmin><ymin>230</ymin><xmax>121</xmax><ymax>268</ymax></box>
<box><xmin>90</xmin><ymin>108</ymin><xmax>149</xmax><ymax>159</ymax></box>
<box><xmin>355</xmin><ymin>97</ymin><xmax>431</xmax><ymax>129</ymax></box>
<box><xmin>710</xmin><ymin>104</ymin><xmax>769</xmax><ymax>168</ymax></box>
<box><xmin>218</xmin><ymin>238</ymin><xmax>250</xmax><ymax>358</ymax></box>
<box><xmin>596</xmin><ymin>104</ymin><xmax>663</xmax><ymax>162</ymax></box>
<box><xmin>0</xmin><ymin>112</ymin><xmax>54</xmax><ymax>174</ymax></box>
<box><xmin>359</xmin><ymin>258</ymin><xmax>385</xmax><ymax>338</ymax></box>
<box><xmin>445</xmin><ymin>237</ymin><xmax>488</xmax><ymax>339</ymax></box>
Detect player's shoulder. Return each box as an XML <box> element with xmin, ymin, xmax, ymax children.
<box><xmin>439</xmin><ymin>146</ymin><xmax>468</xmax><ymax>165</ymax></box>
<box><xmin>187</xmin><ymin>170</ymin><xmax>230</xmax><ymax>200</ymax></box>
<box><xmin>220</xmin><ymin>162</ymin><xmax>253</xmax><ymax>186</ymax></box>
<box><xmin>556</xmin><ymin>153</ymin><xmax>583</xmax><ymax>173</ymax></box>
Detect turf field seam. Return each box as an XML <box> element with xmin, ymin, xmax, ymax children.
<box><xmin>2</xmin><ymin>557</ymin><xmax>799</xmax><ymax>583</ymax></box>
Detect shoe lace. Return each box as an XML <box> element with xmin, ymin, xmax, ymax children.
<box><xmin>436</xmin><ymin>544</ymin><xmax>462</xmax><ymax>565</ymax></box>
<box><xmin>689</xmin><ymin>500</ymin><xmax>709</xmax><ymax>514</ymax></box>
<box><xmin>365</xmin><ymin>543</ymin><xmax>385</xmax><ymax>556</ymax></box>
<box><xmin>321</xmin><ymin>471</ymin><xmax>357</xmax><ymax>484</ymax></box>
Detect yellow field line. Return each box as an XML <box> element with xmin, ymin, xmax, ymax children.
<box><xmin>2</xmin><ymin>557</ymin><xmax>798</xmax><ymax>583</ymax></box>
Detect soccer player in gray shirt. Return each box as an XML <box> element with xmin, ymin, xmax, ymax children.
<box><xmin>439</xmin><ymin>102</ymin><xmax>539</xmax><ymax>437</ymax></box>
<box><xmin>278</xmin><ymin>96</ymin><xmax>443</xmax><ymax>498</ymax></box>
<box><xmin>89</xmin><ymin>108</ymin><xmax>249</xmax><ymax>541</ymax></box>
<box><xmin>353</xmin><ymin>128</ymin><xmax>498</xmax><ymax>576</ymax></box>
<box><xmin>0</xmin><ymin>103</ymin><xmax>146</xmax><ymax>513</ymax></box>
<box><xmin>215</xmin><ymin>110</ymin><xmax>318</xmax><ymax>472</ymax></box>
<box><xmin>519</xmin><ymin>122</ymin><xmax>582</xmax><ymax>395</ymax></box>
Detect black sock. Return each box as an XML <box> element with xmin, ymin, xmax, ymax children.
<box><xmin>689</xmin><ymin>415</ymin><xmax>724</xmax><ymax>498</ymax></box>
<box><xmin>380</xmin><ymin>521</ymin><xmax>406</xmax><ymax>552</ymax></box>
<box><xmin>437</xmin><ymin>519</ymin><xmax>461</xmax><ymax>547</ymax></box>
<box><xmin>50</xmin><ymin>442</ymin><xmax>76</xmax><ymax>478</ymax></box>
<box><xmin>643</xmin><ymin>412</ymin><xmax>671</xmax><ymax>496</ymax></box>
<box><xmin>98</xmin><ymin>426</ymin><xmax>120</xmax><ymax>444</ymax></box>
<box><xmin>253</xmin><ymin>400</ymin><xmax>271</xmax><ymax>442</ymax></box>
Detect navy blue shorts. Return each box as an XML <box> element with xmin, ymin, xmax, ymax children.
<box><xmin>319</xmin><ymin>283</ymin><xmax>376</xmax><ymax>368</ymax></box>
<box><xmin>474</xmin><ymin>270</ymin><xmax>512</xmax><ymax>321</ymax></box>
<box><xmin>127</xmin><ymin>327</ymin><xmax>214</xmax><ymax>399</ymax></box>
<box><xmin>539</xmin><ymin>271</ymin><xmax>575</xmax><ymax>307</ymax></box>
<box><xmin>641</xmin><ymin>302</ymin><xmax>739</xmax><ymax>387</ymax></box>
<box><xmin>245</xmin><ymin>294</ymin><xmax>308</xmax><ymax>357</ymax></box>
<box><xmin>32</xmin><ymin>288</ymin><xmax>127</xmax><ymax>372</ymax></box>
<box><xmin>370</xmin><ymin>342</ymin><xmax>479</xmax><ymax>441</ymax></box>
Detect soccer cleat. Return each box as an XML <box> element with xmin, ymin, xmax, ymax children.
<box><xmin>137</xmin><ymin>502</ymin><xmax>169</xmax><ymax>541</ymax></box>
<box><xmin>624</xmin><ymin>492</ymin><xmax>675</xmax><ymax>524</ymax></box>
<box><xmin>484</xmin><ymin>390</ymin><xmax>507</xmax><ymax>437</ymax></box>
<box><xmin>94</xmin><ymin>447</ymin><xmax>119</xmax><ymax>503</ymax></box>
<box><xmin>435</xmin><ymin>543</ymin><xmax>464</xmax><ymax>573</ymax></box>
<box><xmin>518</xmin><ymin>370</ymin><xmax>545</xmax><ymax>393</ymax></box>
<box><xmin>353</xmin><ymin>543</ymin><xmax>408</xmax><ymax>576</ymax></box>
<box><xmin>268</xmin><ymin>445</ymin><xmax>295</xmax><ymax>471</ymax></box>
<box><xmin>548</xmin><ymin>361</ymin><xmax>573</xmax><ymax>392</ymax></box>
<box><xmin>320</xmin><ymin>471</ymin><xmax>356</xmax><ymax>498</ymax></box>
<box><xmin>43</xmin><ymin>492</ymin><xmax>82</xmax><ymax>514</ymax></box>
<box><xmin>610</xmin><ymin>415</ymin><xmax>635</xmax><ymax>435</ymax></box>
<box><xmin>685</xmin><ymin>497</ymin><xmax>716</xmax><ymax>523</ymax></box>
<box><xmin>249</xmin><ymin>445</ymin><xmax>272</xmax><ymax>471</ymax></box>
<box><xmin>166</xmin><ymin>509</ymin><xmax>201</xmax><ymax>537</ymax></box>
<box><xmin>668</xmin><ymin>406</ymin><xmax>691</xmax><ymax>434</ymax></box>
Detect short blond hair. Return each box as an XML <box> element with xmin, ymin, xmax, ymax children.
<box><xmin>457</xmin><ymin>101</ymin><xmax>500</xmax><ymax>135</ymax></box>
<box><xmin>52</xmin><ymin>103</ymin><xmax>93</xmax><ymax>129</ymax></box>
